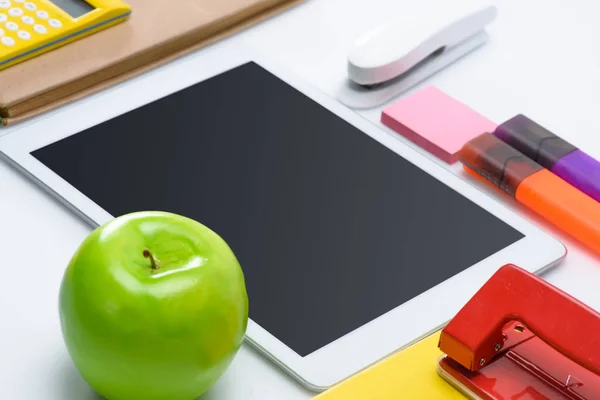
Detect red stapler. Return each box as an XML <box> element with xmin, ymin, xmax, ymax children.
<box><xmin>437</xmin><ymin>264</ymin><xmax>600</xmax><ymax>399</ymax></box>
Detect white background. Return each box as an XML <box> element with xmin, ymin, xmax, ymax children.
<box><xmin>2</xmin><ymin>0</ymin><xmax>600</xmax><ymax>399</ymax></box>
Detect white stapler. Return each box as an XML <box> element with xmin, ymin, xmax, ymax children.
<box><xmin>338</xmin><ymin>1</ymin><xmax>497</xmax><ymax>109</ymax></box>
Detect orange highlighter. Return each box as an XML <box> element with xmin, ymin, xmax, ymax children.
<box><xmin>460</xmin><ymin>133</ymin><xmax>600</xmax><ymax>254</ymax></box>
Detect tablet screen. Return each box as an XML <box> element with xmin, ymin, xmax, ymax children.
<box><xmin>32</xmin><ymin>62</ymin><xmax>523</xmax><ymax>357</ymax></box>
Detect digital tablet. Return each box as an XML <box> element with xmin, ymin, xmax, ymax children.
<box><xmin>0</xmin><ymin>43</ymin><xmax>565</xmax><ymax>390</ymax></box>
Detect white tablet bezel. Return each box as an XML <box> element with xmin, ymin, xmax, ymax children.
<box><xmin>0</xmin><ymin>42</ymin><xmax>565</xmax><ymax>391</ymax></box>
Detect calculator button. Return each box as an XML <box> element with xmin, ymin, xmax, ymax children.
<box><xmin>48</xmin><ymin>18</ymin><xmax>61</xmax><ymax>28</ymax></box>
<box><xmin>0</xmin><ymin>28</ymin><xmax>3</xmax><ymax>36</ymax></box>
<box><xmin>0</xmin><ymin>13</ymin><xmax>6</xmax><ymax>22</ymax></box>
<box><xmin>36</xmin><ymin>9</ymin><xmax>47</xmax><ymax>19</ymax></box>
<box><xmin>21</xmin><ymin>15</ymin><xmax>33</xmax><ymax>24</ymax></box>
<box><xmin>1</xmin><ymin>35</ymin><xmax>14</xmax><ymax>46</ymax></box>
<box><xmin>33</xmin><ymin>23</ymin><xmax>45</xmax><ymax>33</ymax></box>
<box><xmin>0</xmin><ymin>1</ymin><xmax>10</xmax><ymax>9</ymax></box>
<box><xmin>5</xmin><ymin>21</ymin><xmax>17</xmax><ymax>30</ymax></box>
<box><xmin>16</xmin><ymin>29</ymin><xmax>28</xmax><ymax>39</ymax></box>
<box><xmin>23</xmin><ymin>1</ymin><xmax>34</xmax><ymax>10</ymax></box>
<box><xmin>8</xmin><ymin>7</ymin><xmax>22</xmax><ymax>16</ymax></box>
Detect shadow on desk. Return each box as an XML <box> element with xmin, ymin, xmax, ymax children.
<box><xmin>54</xmin><ymin>348</ymin><xmax>259</xmax><ymax>400</ymax></box>
<box><xmin>54</xmin><ymin>356</ymin><xmax>102</xmax><ymax>400</ymax></box>
<box><xmin>55</xmin><ymin>356</ymin><xmax>212</xmax><ymax>400</ymax></box>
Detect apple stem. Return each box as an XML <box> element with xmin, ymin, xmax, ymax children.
<box><xmin>143</xmin><ymin>249</ymin><xmax>160</xmax><ymax>270</ymax></box>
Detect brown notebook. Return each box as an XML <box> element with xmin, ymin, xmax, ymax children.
<box><xmin>0</xmin><ymin>0</ymin><xmax>301</xmax><ymax>125</ymax></box>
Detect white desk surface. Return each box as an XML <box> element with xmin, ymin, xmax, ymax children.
<box><xmin>2</xmin><ymin>0</ymin><xmax>600</xmax><ymax>398</ymax></box>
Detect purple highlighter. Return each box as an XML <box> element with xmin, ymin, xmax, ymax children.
<box><xmin>493</xmin><ymin>114</ymin><xmax>600</xmax><ymax>202</ymax></box>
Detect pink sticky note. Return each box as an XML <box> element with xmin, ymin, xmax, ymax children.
<box><xmin>381</xmin><ymin>86</ymin><xmax>498</xmax><ymax>164</ymax></box>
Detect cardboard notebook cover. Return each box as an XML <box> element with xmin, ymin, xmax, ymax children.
<box><xmin>0</xmin><ymin>0</ymin><xmax>301</xmax><ymax>125</ymax></box>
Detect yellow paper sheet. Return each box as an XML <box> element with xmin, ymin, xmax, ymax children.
<box><xmin>314</xmin><ymin>332</ymin><xmax>465</xmax><ymax>400</ymax></box>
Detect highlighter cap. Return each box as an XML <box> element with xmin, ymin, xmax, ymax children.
<box><xmin>460</xmin><ymin>133</ymin><xmax>543</xmax><ymax>197</ymax></box>
<box><xmin>493</xmin><ymin>114</ymin><xmax>577</xmax><ymax>170</ymax></box>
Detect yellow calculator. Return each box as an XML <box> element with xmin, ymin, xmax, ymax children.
<box><xmin>0</xmin><ymin>0</ymin><xmax>131</xmax><ymax>70</ymax></box>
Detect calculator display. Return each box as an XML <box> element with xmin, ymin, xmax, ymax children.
<box><xmin>51</xmin><ymin>0</ymin><xmax>94</xmax><ymax>17</ymax></box>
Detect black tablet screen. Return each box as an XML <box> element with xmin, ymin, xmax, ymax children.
<box><xmin>32</xmin><ymin>62</ymin><xmax>523</xmax><ymax>356</ymax></box>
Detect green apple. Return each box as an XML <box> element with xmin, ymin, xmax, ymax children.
<box><xmin>59</xmin><ymin>211</ymin><xmax>248</xmax><ymax>400</ymax></box>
